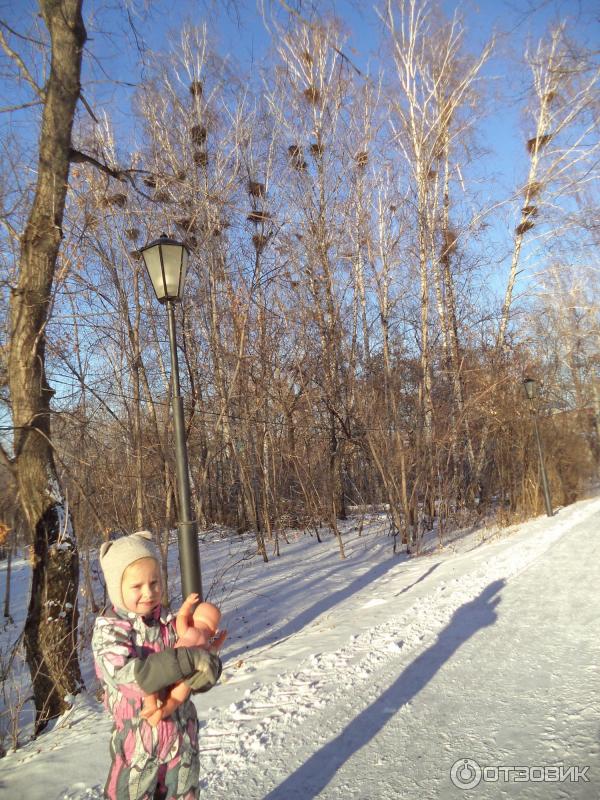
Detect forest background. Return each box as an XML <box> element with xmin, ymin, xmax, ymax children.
<box><xmin>0</xmin><ymin>0</ymin><xmax>598</xmax><ymax>734</ymax></box>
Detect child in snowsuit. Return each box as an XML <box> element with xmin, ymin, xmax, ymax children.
<box><xmin>141</xmin><ymin>597</ymin><xmax>226</xmax><ymax>727</ymax></box>
<box><xmin>92</xmin><ymin>531</ymin><xmax>222</xmax><ymax>800</ymax></box>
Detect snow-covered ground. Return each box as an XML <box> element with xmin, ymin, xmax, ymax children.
<box><xmin>1</xmin><ymin>496</ymin><xmax>599</xmax><ymax>799</ymax></box>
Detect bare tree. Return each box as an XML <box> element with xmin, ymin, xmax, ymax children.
<box><xmin>380</xmin><ymin>0</ymin><xmax>493</xmax><ymax>527</ymax></box>
<box><xmin>4</xmin><ymin>0</ymin><xmax>85</xmax><ymax>732</ymax></box>
<box><xmin>498</xmin><ymin>24</ymin><xmax>600</xmax><ymax>350</ymax></box>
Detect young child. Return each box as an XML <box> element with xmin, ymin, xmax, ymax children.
<box><xmin>92</xmin><ymin>531</ymin><xmax>222</xmax><ymax>800</ymax></box>
<box><xmin>141</xmin><ymin>596</ymin><xmax>226</xmax><ymax>727</ymax></box>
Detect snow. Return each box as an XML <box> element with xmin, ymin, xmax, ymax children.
<box><xmin>1</xmin><ymin>496</ymin><xmax>599</xmax><ymax>799</ymax></box>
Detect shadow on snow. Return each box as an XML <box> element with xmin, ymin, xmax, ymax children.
<box><xmin>262</xmin><ymin>579</ymin><xmax>505</xmax><ymax>799</ymax></box>
<box><xmin>393</xmin><ymin>562</ymin><xmax>441</xmax><ymax>596</ymax></box>
<box><xmin>226</xmin><ymin>554</ymin><xmax>408</xmax><ymax>662</ymax></box>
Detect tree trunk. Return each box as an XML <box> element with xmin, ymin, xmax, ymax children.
<box><xmin>81</xmin><ymin>546</ymin><xmax>99</xmax><ymax>614</ymax></box>
<box><xmin>7</xmin><ymin>0</ymin><xmax>86</xmax><ymax>733</ymax></box>
<box><xmin>3</xmin><ymin>541</ymin><xmax>12</xmax><ymax>620</ymax></box>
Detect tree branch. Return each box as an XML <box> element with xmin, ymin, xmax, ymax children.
<box><xmin>0</xmin><ymin>19</ymin><xmax>45</xmax><ymax>47</ymax></box>
<box><xmin>0</xmin><ymin>440</ymin><xmax>14</xmax><ymax>474</ymax></box>
<box><xmin>69</xmin><ymin>148</ymin><xmax>129</xmax><ymax>182</ymax></box>
<box><xmin>0</xmin><ymin>99</ymin><xmax>44</xmax><ymax>113</ymax></box>
<box><xmin>272</xmin><ymin>0</ymin><xmax>364</xmax><ymax>77</ymax></box>
<box><xmin>0</xmin><ymin>215</ymin><xmax>20</xmax><ymax>243</ymax></box>
<box><xmin>0</xmin><ymin>28</ymin><xmax>45</xmax><ymax>100</ymax></box>
<box><xmin>78</xmin><ymin>92</ymin><xmax>99</xmax><ymax>124</ymax></box>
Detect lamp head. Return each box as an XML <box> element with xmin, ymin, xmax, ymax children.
<box><xmin>523</xmin><ymin>377</ymin><xmax>536</xmax><ymax>401</ymax></box>
<box><xmin>140</xmin><ymin>233</ymin><xmax>189</xmax><ymax>303</ymax></box>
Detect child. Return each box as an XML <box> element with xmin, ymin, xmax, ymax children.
<box><xmin>141</xmin><ymin>596</ymin><xmax>227</xmax><ymax>727</ymax></box>
<box><xmin>92</xmin><ymin>531</ymin><xmax>222</xmax><ymax>800</ymax></box>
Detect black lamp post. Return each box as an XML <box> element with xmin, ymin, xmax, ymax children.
<box><xmin>523</xmin><ymin>377</ymin><xmax>553</xmax><ymax>517</ymax></box>
<box><xmin>140</xmin><ymin>233</ymin><xmax>203</xmax><ymax>599</ymax></box>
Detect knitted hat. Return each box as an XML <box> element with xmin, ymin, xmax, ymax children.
<box><xmin>99</xmin><ymin>531</ymin><xmax>159</xmax><ymax>612</ymax></box>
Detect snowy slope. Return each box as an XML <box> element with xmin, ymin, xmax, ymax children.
<box><xmin>1</xmin><ymin>496</ymin><xmax>599</xmax><ymax>799</ymax></box>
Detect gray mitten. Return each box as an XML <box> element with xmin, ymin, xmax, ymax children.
<box><xmin>184</xmin><ymin>650</ymin><xmax>222</xmax><ymax>693</ymax></box>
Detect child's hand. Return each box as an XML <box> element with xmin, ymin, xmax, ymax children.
<box><xmin>210</xmin><ymin>629</ymin><xmax>228</xmax><ymax>652</ymax></box>
<box><xmin>184</xmin><ymin>650</ymin><xmax>222</xmax><ymax>692</ymax></box>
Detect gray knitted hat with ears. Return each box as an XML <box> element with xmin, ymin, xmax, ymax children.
<box><xmin>99</xmin><ymin>531</ymin><xmax>159</xmax><ymax>612</ymax></box>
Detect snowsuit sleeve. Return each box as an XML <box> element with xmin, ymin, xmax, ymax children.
<box><xmin>92</xmin><ymin>614</ymin><xmax>199</xmax><ymax>697</ymax></box>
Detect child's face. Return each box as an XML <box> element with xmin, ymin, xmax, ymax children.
<box><xmin>121</xmin><ymin>557</ymin><xmax>161</xmax><ymax>614</ymax></box>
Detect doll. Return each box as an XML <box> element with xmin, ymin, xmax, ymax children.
<box><xmin>141</xmin><ymin>594</ymin><xmax>226</xmax><ymax>727</ymax></box>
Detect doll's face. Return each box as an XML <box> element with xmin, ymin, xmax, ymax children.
<box><xmin>122</xmin><ymin>558</ymin><xmax>161</xmax><ymax>615</ymax></box>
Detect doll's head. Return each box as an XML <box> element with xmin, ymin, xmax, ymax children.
<box><xmin>193</xmin><ymin>601</ymin><xmax>221</xmax><ymax>635</ymax></box>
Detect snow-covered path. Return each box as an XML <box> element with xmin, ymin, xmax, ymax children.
<box><xmin>201</xmin><ymin>502</ymin><xmax>600</xmax><ymax>799</ymax></box>
<box><xmin>1</xmin><ymin>498</ymin><xmax>599</xmax><ymax>800</ymax></box>
<box><xmin>262</xmin><ymin>511</ymin><xmax>600</xmax><ymax>800</ymax></box>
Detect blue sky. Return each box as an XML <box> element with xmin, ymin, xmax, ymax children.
<box><xmin>0</xmin><ymin>0</ymin><xmax>597</xmax><ymax>438</ymax></box>
<box><xmin>2</xmin><ymin>0</ymin><xmax>597</xmax><ymax>185</ymax></box>
<box><xmin>1</xmin><ymin>0</ymin><xmax>597</xmax><ymax>288</ymax></box>
<box><xmin>1</xmin><ymin>0</ymin><xmax>597</xmax><ymax>302</ymax></box>
<box><xmin>1</xmin><ymin>0</ymin><xmax>597</xmax><ymax>309</ymax></box>
<box><xmin>88</xmin><ymin>0</ymin><xmax>599</xmax><ymax>192</ymax></box>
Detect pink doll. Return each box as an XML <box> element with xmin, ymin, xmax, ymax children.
<box><xmin>141</xmin><ymin>594</ymin><xmax>227</xmax><ymax>727</ymax></box>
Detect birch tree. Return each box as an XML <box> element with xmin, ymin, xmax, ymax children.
<box><xmin>266</xmin><ymin>19</ymin><xmax>359</xmax><ymax>556</ymax></box>
<box><xmin>498</xmin><ymin>24</ymin><xmax>600</xmax><ymax>351</ymax></box>
<box><xmin>381</xmin><ymin>0</ymin><xmax>492</xmax><ymax>522</ymax></box>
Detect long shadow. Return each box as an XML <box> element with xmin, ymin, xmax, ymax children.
<box><xmin>263</xmin><ymin>579</ymin><xmax>505</xmax><ymax>800</ymax></box>
<box><xmin>246</xmin><ymin>532</ymin><xmax>403</xmax><ymax>608</ymax></box>
<box><xmin>394</xmin><ymin>562</ymin><xmax>441</xmax><ymax>596</ymax></box>
<box><xmin>226</xmin><ymin>555</ymin><xmax>403</xmax><ymax>661</ymax></box>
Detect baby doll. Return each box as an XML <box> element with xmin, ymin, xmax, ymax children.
<box><xmin>141</xmin><ymin>593</ymin><xmax>227</xmax><ymax>726</ymax></box>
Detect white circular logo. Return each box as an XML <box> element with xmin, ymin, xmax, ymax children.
<box><xmin>450</xmin><ymin>758</ymin><xmax>482</xmax><ymax>789</ymax></box>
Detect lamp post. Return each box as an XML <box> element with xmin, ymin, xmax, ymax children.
<box><xmin>141</xmin><ymin>234</ymin><xmax>203</xmax><ymax>599</ymax></box>
<box><xmin>523</xmin><ymin>377</ymin><xmax>553</xmax><ymax>518</ymax></box>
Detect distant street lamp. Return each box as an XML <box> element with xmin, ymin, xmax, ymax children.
<box><xmin>523</xmin><ymin>377</ymin><xmax>553</xmax><ymax>517</ymax></box>
<box><xmin>141</xmin><ymin>233</ymin><xmax>203</xmax><ymax>599</ymax></box>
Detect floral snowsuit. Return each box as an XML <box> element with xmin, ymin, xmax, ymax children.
<box><xmin>92</xmin><ymin>606</ymin><xmax>199</xmax><ymax>800</ymax></box>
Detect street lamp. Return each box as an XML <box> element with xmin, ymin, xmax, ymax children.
<box><xmin>140</xmin><ymin>233</ymin><xmax>203</xmax><ymax>599</ymax></box>
<box><xmin>522</xmin><ymin>377</ymin><xmax>553</xmax><ymax>517</ymax></box>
